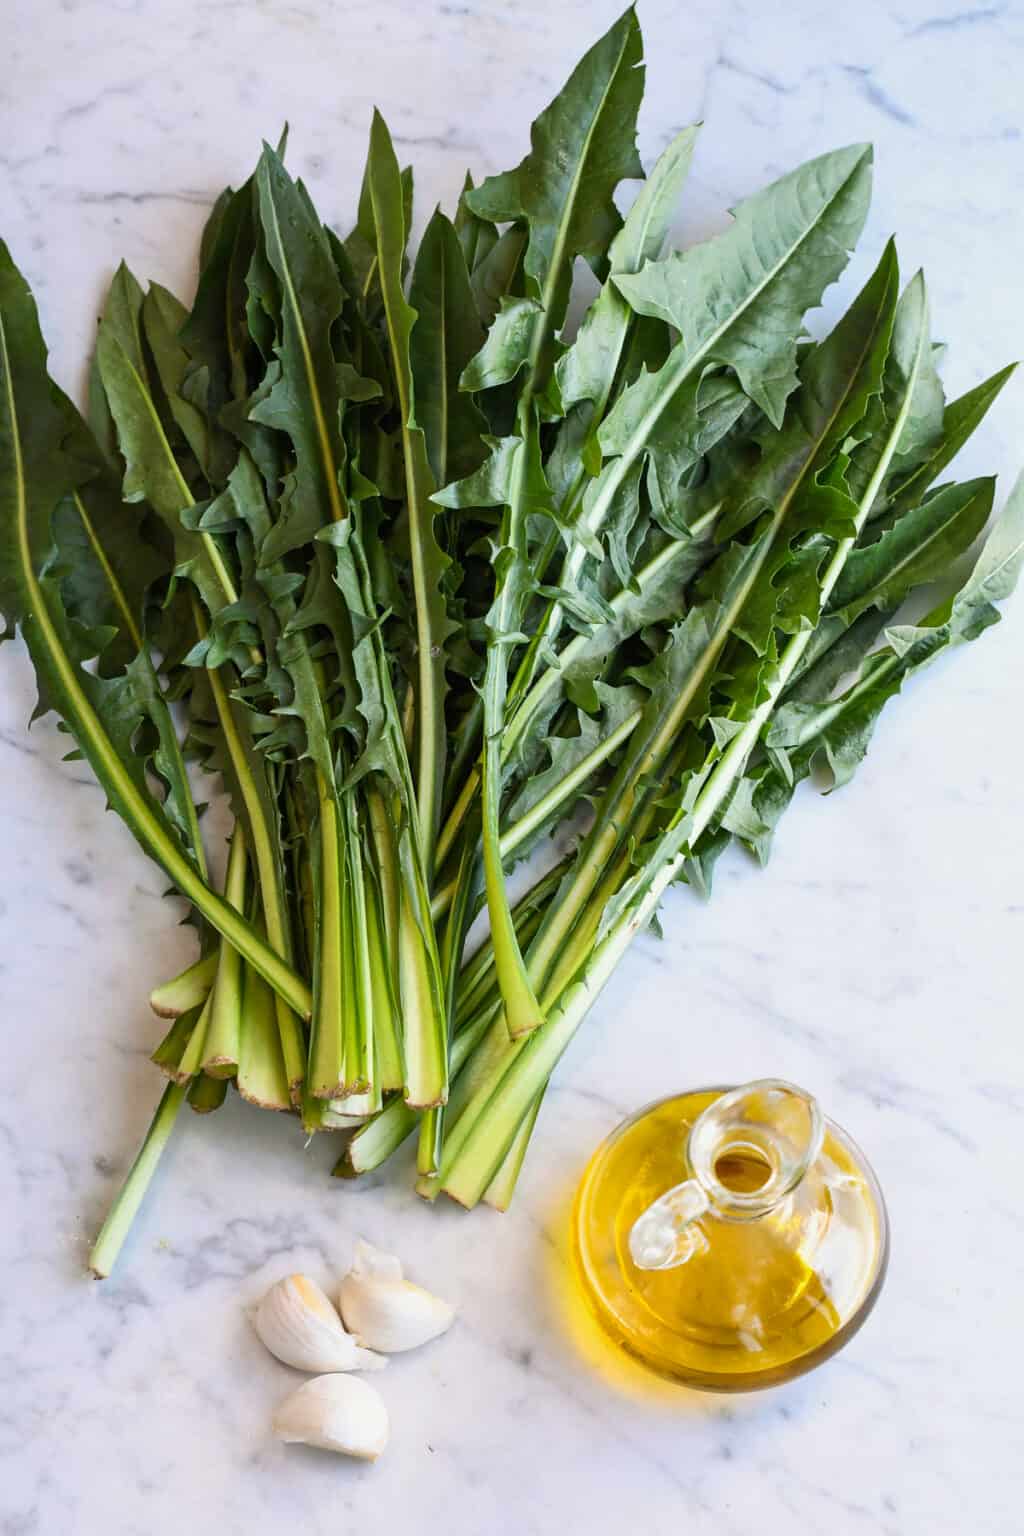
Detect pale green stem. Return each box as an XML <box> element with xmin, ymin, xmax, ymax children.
<box><xmin>309</xmin><ymin>783</ymin><xmax>347</xmax><ymax>1098</ymax></box>
<box><xmin>149</xmin><ymin>952</ymin><xmax>217</xmax><ymax>1019</ymax></box>
<box><xmin>88</xmin><ymin>1083</ymin><xmax>188</xmax><ymax>1279</ymax></box>
<box><xmin>200</xmin><ymin>823</ymin><xmax>247</xmax><ymax>1077</ymax></box>
<box><xmin>431</xmin><ymin>708</ymin><xmax>640</xmax><ymax>923</ymax></box>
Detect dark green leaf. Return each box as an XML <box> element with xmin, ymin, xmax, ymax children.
<box><xmin>830</xmin><ymin>477</ymin><xmax>994</xmax><ymax>626</ymax></box>
<box><xmin>409</xmin><ymin>208</ymin><xmax>488</xmax><ymax>487</ymax></box>
<box><xmin>467</xmin><ymin>6</ymin><xmax>644</xmax><ymax>383</ymax></box>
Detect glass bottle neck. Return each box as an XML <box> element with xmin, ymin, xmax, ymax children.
<box><xmin>687</xmin><ymin>1079</ymin><xmax>824</xmax><ymax>1221</ymax></box>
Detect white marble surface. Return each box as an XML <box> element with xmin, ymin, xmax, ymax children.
<box><xmin>3</xmin><ymin>1</ymin><xmax>1023</xmax><ymax>1531</ymax></box>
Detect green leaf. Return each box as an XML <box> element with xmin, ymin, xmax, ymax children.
<box><xmin>409</xmin><ymin>208</ymin><xmax>488</xmax><ymax>487</ymax></box>
<box><xmin>613</xmin><ymin>143</ymin><xmax>873</xmax><ymax>428</ymax></box>
<box><xmin>527</xmin><ymin>124</ymin><xmax>699</xmax><ymax>707</ymax></box>
<box><xmin>344</xmin><ymin>152</ymin><xmax>380</xmax><ymax>305</ymax></box>
<box><xmin>469</xmin><ymin>226</ymin><xmax>527</xmax><ymax>330</ymax></box>
<box><xmin>9</xmin><ymin>285</ymin><xmax>206</xmax><ymax>884</ymax></box>
<box><xmin>845</xmin><ymin>271</ymin><xmax>936</xmax><ymax>507</ymax></box>
<box><xmin>198</xmin><ymin>186</ymin><xmax>233</xmax><ymax>272</ymax></box>
<box><xmin>87</xmin><ymin>344</ymin><xmax>121</xmax><ymax>471</ymax></box>
<box><xmin>460</xmin><ymin>296</ymin><xmax>542</xmax><ymax>392</ymax></box>
<box><xmin>680</xmin><ymin>273</ymin><xmax>923</xmax><ymax>860</ymax></box>
<box><xmin>883</xmin><ymin>303</ymin><xmax>945</xmax><ymax>480</ymax></box>
<box><xmin>708</xmin><ymin>246</ymin><xmax>899</xmax><ymax>669</ymax></box>
<box><xmin>508</xmin><ymin>530</ymin><xmax>715</xmax><ymax>735</ymax></box>
<box><xmin>892</xmin><ymin>469</ymin><xmax>1024</xmax><ymax>647</ymax></box>
<box><xmin>143</xmin><ymin>281</ymin><xmax>232</xmax><ymax>486</ymax></box>
<box><xmin>95</xmin><ymin>267</ymin><xmax>242</xmax><ymax>624</ymax></box>
<box><xmin>252</xmin><ymin>144</ymin><xmax>350</xmax><ymax>559</ymax></box>
<box><xmin>556</xmin><ymin>124</ymin><xmax>698</xmax><ymax>414</ymax></box>
<box><xmin>0</xmin><ymin>239</ymin><xmax>311</xmax><ymax>1024</ymax></box>
<box><xmin>522</xmin><ymin>543</ymin><xmax>767</xmax><ymax>993</ymax></box>
<box><xmin>467</xmin><ymin>6</ymin><xmax>644</xmax><ymax>382</ymax></box>
<box><xmin>533</xmin><ymin>144</ymin><xmax>874</xmax><ymax>689</ymax></box>
<box><xmin>52</xmin><ymin>397</ymin><xmax>168</xmax><ymax>676</ymax></box>
<box><xmin>679</xmin><ymin>265</ymin><xmax>934</xmax><ymax>866</ymax></box>
<box><xmin>764</xmin><ymin>482</ymin><xmax>1023</xmax><ymax>797</ymax></box>
<box><xmin>710</xmin><ymin>246</ymin><xmax>901</xmax><ymax>672</ymax></box>
<box><xmin>454</xmin><ymin>171</ymin><xmax>498</xmax><ymax>273</ymax></box>
<box><xmin>181</xmin><ymin>177</ymin><xmax>258</xmax><ymax>408</ymax></box>
<box><xmin>829</xmin><ymin>477</ymin><xmax>994</xmax><ymax>625</ymax></box>
<box><xmin>97</xmin><ymin>268</ymin><xmax>184</xmax><ymax>517</ymax></box>
<box><xmin>878</xmin><ymin>362</ymin><xmax>1016</xmax><ymax>525</ymax></box>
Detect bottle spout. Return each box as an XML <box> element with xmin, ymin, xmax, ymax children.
<box><xmin>629</xmin><ymin>1178</ymin><xmax>710</xmax><ymax>1271</ymax></box>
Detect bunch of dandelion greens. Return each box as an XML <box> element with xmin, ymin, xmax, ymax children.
<box><xmin>0</xmin><ymin>8</ymin><xmax>1019</xmax><ymax>1275</ymax></box>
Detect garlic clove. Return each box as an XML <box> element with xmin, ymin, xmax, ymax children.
<box><xmin>350</xmin><ymin>1238</ymin><xmax>404</xmax><ymax>1283</ymax></box>
<box><xmin>339</xmin><ymin>1239</ymin><xmax>455</xmax><ymax>1353</ymax></box>
<box><xmin>273</xmin><ymin>1373</ymin><xmax>389</xmax><ymax>1460</ymax></box>
<box><xmin>254</xmin><ymin>1273</ymin><xmax>387</xmax><ymax>1374</ymax></box>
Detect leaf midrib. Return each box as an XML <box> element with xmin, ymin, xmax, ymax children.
<box><xmin>260</xmin><ymin>171</ymin><xmax>347</xmax><ymax>527</ymax></box>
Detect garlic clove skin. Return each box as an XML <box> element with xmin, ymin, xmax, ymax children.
<box><xmin>339</xmin><ymin>1239</ymin><xmax>455</xmax><ymax>1354</ymax></box>
<box><xmin>273</xmin><ymin>1373</ymin><xmax>389</xmax><ymax>1461</ymax></box>
<box><xmin>254</xmin><ymin>1273</ymin><xmax>387</xmax><ymax>1374</ymax></box>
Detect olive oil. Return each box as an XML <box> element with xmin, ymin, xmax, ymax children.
<box><xmin>573</xmin><ymin>1088</ymin><xmax>887</xmax><ymax>1390</ymax></box>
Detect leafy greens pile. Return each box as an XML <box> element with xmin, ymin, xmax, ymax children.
<box><xmin>1</xmin><ymin>8</ymin><xmax>1020</xmax><ymax>1274</ymax></box>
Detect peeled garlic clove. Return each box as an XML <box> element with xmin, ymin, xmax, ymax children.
<box><xmin>339</xmin><ymin>1239</ymin><xmax>455</xmax><ymax>1353</ymax></box>
<box><xmin>254</xmin><ymin>1273</ymin><xmax>387</xmax><ymax>1373</ymax></box>
<box><xmin>273</xmin><ymin>1373</ymin><xmax>388</xmax><ymax>1460</ymax></box>
<box><xmin>349</xmin><ymin>1238</ymin><xmax>404</xmax><ymax>1283</ymax></box>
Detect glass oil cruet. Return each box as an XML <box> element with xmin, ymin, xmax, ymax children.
<box><xmin>573</xmin><ymin>1081</ymin><xmax>888</xmax><ymax>1389</ymax></box>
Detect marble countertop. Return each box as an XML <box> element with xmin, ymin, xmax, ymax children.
<box><xmin>3</xmin><ymin>2</ymin><xmax>1023</xmax><ymax>1531</ymax></box>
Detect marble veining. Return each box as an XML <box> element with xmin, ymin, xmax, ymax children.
<box><xmin>2</xmin><ymin>2</ymin><xmax>1023</xmax><ymax>1532</ymax></box>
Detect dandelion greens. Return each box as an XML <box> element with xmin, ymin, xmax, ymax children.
<box><xmin>1</xmin><ymin>7</ymin><xmax>1018</xmax><ymax>1271</ymax></box>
